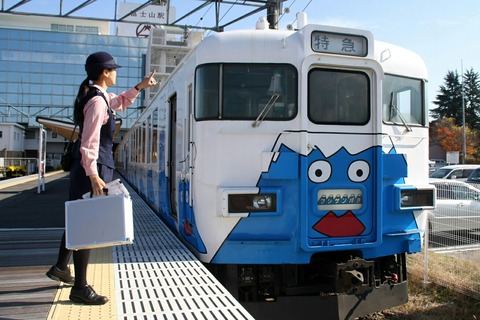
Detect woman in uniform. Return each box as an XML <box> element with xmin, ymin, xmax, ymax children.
<box><xmin>46</xmin><ymin>51</ymin><xmax>158</xmax><ymax>305</ymax></box>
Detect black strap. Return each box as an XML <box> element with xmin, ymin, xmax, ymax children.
<box><xmin>79</xmin><ymin>88</ymin><xmax>112</xmax><ymax>138</ymax></box>
<box><xmin>86</xmin><ymin>87</ymin><xmax>110</xmax><ymax>110</ymax></box>
<box><xmin>63</xmin><ymin>124</ymin><xmax>77</xmax><ymax>158</ymax></box>
<box><xmin>67</xmin><ymin>124</ymin><xmax>77</xmax><ymax>142</ymax></box>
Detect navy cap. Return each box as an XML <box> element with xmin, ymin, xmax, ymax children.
<box><xmin>85</xmin><ymin>51</ymin><xmax>122</xmax><ymax>74</ymax></box>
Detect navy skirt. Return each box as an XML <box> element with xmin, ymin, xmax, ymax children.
<box><xmin>69</xmin><ymin>140</ymin><xmax>113</xmax><ymax>200</ymax></box>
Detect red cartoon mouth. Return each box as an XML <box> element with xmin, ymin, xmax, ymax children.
<box><xmin>313</xmin><ymin>211</ymin><xmax>365</xmax><ymax>237</ymax></box>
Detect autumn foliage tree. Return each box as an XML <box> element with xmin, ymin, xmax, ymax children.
<box><xmin>430</xmin><ymin>117</ymin><xmax>478</xmax><ymax>163</ymax></box>
<box><xmin>430</xmin><ymin>68</ymin><xmax>480</xmax><ymax>163</ymax></box>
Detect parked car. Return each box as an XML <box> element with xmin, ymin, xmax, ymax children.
<box><xmin>466</xmin><ymin>167</ymin><xmax>480</xmax><ymax>187</ymax></box>
<box><xmin>428</xmin><ymin>159</ymin><xmax>447</xmax><ymax>174</ymax></box>
<box><xmin>428</xmin><ymin>164</ymin><xmax>480</xmax><ymax>181</ymax></box>
<box><xmin>429</xmin><ymin>179</ymin><xmax>480</xmax><ymax>232</ymax></box>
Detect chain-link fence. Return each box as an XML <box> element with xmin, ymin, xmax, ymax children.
<box><xmin>424</xmin><ymin>179</ymin><xmax>480</xmax><ymax>299</ymax></box>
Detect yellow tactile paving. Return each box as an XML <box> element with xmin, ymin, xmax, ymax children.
<box><xmin>0</xmin><ymin>170</ymin><xmax>64</xmax><ymax>190</ymax></box>
<box><xmin>47</xmin><ymin>247</ymin><xmax>116</xmax><ymax>320</ymax></box>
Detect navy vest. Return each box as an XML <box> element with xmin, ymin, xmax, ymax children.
<box><xmin>79</xmin><ymin>88</ymin><xmax>116</xmax><ymax>169</ymax></box>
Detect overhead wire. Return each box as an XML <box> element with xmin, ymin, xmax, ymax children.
<box><xmin>166</xmin><ymin>0</ymin><xmax>239</xmax><ymax>67</ymax></box>
<box><xmin>165</xmin><ymin>1</ymin><xmax>217</xmax><ymax>68</ymax></box>
<box><xmin>166</xmin><ymin>0</ymin><xmax>312</xmax><ymax>68</ymax></box>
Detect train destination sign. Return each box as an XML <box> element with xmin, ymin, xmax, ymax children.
<box><xmin>311</xmin><ymin>31</ymin><xmax>368</xmax><ymax>57</ymax></box>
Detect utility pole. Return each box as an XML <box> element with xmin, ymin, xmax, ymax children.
<box><xmin>461</xmin><ymin>60</ymin><xmax>466</xmax><ymax>164</ymax></box>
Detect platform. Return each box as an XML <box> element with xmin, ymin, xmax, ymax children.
<box><xmin>0</xmin><ymin>171</ymin><xmax>254</xmax><ymax>320</ymax></box>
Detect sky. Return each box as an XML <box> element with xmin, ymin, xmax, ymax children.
<box><xmin>9</xmin><ymin>0</ymin><xmax>480</xmax><ymax>111</ymax></box>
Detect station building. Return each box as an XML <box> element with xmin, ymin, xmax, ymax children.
<box><xmin>0</xmin><ymin>3</ymin><xmax>203</xmax><ymax>171</ymax></box>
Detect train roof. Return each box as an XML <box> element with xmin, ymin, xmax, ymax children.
<box><xmin>194</xmin><ymin>28</ymin><xmax>299</xmax><ymax>64</ymax></box>
<box><xmin>373</xmin><ymin>40</ymin><xmax>428</xmax><ymax>80</ymax></box>
<box><xmin>191</xmin><ymin>24</ymin><xmax>428</xmax><ymax>80</ymax></box>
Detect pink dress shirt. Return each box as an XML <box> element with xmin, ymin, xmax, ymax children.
<box><xmin>80</xmin><ymin>85</ymin><xmax>139</xmax><ymax>176</ymax></box>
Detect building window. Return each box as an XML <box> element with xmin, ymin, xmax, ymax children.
<box><xmin>25</xmin><ymin>130</ymin><xmax>35</xmax><ymax>140</ymax></box>
<box><xmin>51</xmin><ymin>24</ymin><xmax>75</xmax><ymax>33</ymax></box>
<box><xmin>76</xmin><ymin>26</ymin><xmax>99</xmax><ymax>34</ymax></box>
<box><xmin>0</xmin><ymin>131</ymin><xmax>2</xmax><ymax>138</ymax></box>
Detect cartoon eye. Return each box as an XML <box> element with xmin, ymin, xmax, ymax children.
<box><xmin>348</xmin><ymin>160</ymin><xmax>370</xmax><ymax>182</ymax></box>
<box><xmin>308</xmin><ymin>160</ymin><xmax>332</xmax><ymax>183</ymax></box>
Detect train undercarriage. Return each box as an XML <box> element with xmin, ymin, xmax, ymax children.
<box><xmin>207</xmin><ymin>252</ymin><xmax>408</xmax><ymax>320</ymax></box>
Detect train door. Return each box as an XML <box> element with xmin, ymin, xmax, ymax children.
<box><xmin>303</xmin><ymin>66</ymin><xmax>380</xmax><ymax>249</ymax></box>
<box><xmin>186</xmin><ymin>84</ymin><xmax>193</xmax><ymax>205</ymax></box>
<box><xmin>169</xmin><ymin>94</ymin><xmax>178</xmax><ymax>218</ymax></box>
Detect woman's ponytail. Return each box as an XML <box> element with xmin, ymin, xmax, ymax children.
<box><xmin>73</xmin><ymin>77</ymin><xmax>90</xmax><ymax>125</ymax></box>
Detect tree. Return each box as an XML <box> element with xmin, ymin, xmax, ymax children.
<box><xmin>430</xmin><ymin>117</ymin><xmax>479</xmax><ymax>163</ymax></box>
<box><xmin>462</xmin><ymin>68</ymin><xmax>480</xmax><ymax>131</ymax></box>
<box><xmin>431</xmin><ymin>71</ymin><xmax>463</xmax><ymax>126</ymax></box>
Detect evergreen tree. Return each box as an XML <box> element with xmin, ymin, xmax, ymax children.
<box><xmin>431</xmin><ymin>70</ymin><xmax>463</xmax><ymax>126</ymax></box>
<box><xmin>462</xmin><ymin>68</ymin><xmax>480</xmax><ymax>131</ymax></box>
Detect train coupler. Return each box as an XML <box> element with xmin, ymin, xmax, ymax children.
<box><xmin>336</xmin><ymin>259</ymin><xmax>374</xmax><ymax>295</ymax></box>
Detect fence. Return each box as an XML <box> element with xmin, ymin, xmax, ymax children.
<box><xmin>424</xmin><ymin>180</ymin><xmax>480</xmax><ymax>300</ymax></box>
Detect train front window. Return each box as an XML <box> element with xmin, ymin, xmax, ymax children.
<box><xmin>195</xmin><ymin>64</ymin><xmax>297</xmax><ymax>121</ymax></box>
<box><xmin>308</xmin><ymin>69</ymin><xmax>370</xmax><ymax>125</ymax></box>
<box><xmin>382</xmin><ymin>75</ymin><xmax>425</xmax><ymax>126</ymax></box>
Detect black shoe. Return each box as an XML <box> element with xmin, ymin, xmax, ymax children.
<box><xmin>69</xmin><ymin>285</ymin><xmax>109</xmax><ymax>305</ymax></box>
<box><xmin>46</xmin><ymin>265</ymin><xmax>75</xmax><ymax>285</ymax></box>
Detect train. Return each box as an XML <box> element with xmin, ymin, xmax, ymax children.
<box><xmin>115</xmin><ymin>16</ymin><xmax>436</xmax><ymax>319</ymax></box>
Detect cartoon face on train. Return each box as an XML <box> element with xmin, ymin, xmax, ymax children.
<box><xmin>256</xmin><ymin>143</ymin><xmax>378</xmax><ymax>242</ymax></box>
<box><xmin>306</xmin><ymin>146</ymin><xmax>374</xmax><ymax>238</ymax></box>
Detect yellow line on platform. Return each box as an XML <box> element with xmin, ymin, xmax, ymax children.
<box><xmin>0</xmin><ymin>170</ymin><xmax>65</xmax><ymax>190</ymax></box>
<box><xmin>47</xmin><ymin>247</ymin><xmax>117</xmax><ymax>320</ymax></box>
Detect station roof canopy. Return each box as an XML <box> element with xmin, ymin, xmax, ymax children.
<box><xmin>0</xmin><ymin>0</ymin><xmax>286</xmax><ymax>31</ymax></box>
<box><xmin>36</xmin><ymin>116</ymin><xmax>122</xmax><ymax>141</ymax></box>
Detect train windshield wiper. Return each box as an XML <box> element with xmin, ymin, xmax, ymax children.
<box><xmin>389</xmin><ymin>92</ymin><xmax>412</xmax><ymax>132</ymax></box>
<box><xmin>251</xmin><ymin>93</ymin><xmax>279</xmax><ymax>128</ymax></box>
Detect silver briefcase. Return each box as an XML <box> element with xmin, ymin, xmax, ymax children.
<box><xmin>65</xmin><ymin>193</ymin><xmax>134</xmax><ymax>250</ymax></box>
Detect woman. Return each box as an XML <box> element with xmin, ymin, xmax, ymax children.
<box><xmin>46</xmin><ymin>51</ymin><xmax>157</xmax><ymax>305</ymax></box>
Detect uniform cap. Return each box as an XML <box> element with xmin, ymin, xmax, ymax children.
<box><xmin>85</xmin><ymin>51</ymin><xmax>122</xmax><ymax>74</ymax></box>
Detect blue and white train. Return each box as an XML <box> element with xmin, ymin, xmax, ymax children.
<box><xmin>115</xmin><ymin>17</ymin><xmax>436</xmax><ymax>319</ymax></box>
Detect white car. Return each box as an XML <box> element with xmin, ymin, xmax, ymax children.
<box><xmin>429</xmin><ymin>164</ymin><xmax>480</xmax><ymax>181</ymax></box>
<box><xmin>429</xmin><ymin>179</ymin><xmax>480</xmax><ymax>232</ymax></box>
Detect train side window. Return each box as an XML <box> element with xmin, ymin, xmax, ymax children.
<box><xmin>382</xmin><ymin>75</ymin><xmax>425</xmax><ymax>126</ymax></box>
<box><xmin>195</xmin><ymin>65</ymin><xmax>219</xmax><ymax>119</ymax></box>
<box><xmin>152</xmin><ymin>107</ymin><xmax>158</xmax><ymax>163</ymax></box>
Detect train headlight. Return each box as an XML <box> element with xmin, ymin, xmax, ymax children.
<box><xmin>252</xmin><ymin>195</ymin><xmax>273</xmax><ymax>209</ymax></box>
<box><xmin>219</xmin><ymin>188</ymin><xmax>280</xmax><ymax>217</ymax></box>
<box><xmin>229</xmin><ymin>194</ymin><xmax>276</xmax><ymax>212</ymax></box>
<box><xmin>394</xmin><ymin>185</ymin><xmax>436</xmax><ymax>211</ymax></box>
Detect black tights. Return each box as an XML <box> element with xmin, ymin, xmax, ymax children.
<box><xmin>56</xmin><ymin>232</ymin><xmax>90</xmax><ymax>289</ymax></box>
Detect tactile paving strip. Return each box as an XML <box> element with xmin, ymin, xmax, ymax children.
<box><xmin>113</xmin><ymin>183</ymin><xmax>254</xmax><ymax>320</ymax></box>
<box><xmin>47</xmin><ymin>178</ymin><xmax>254</xmax><ymax>320</ymax></box>
<box><xmin>47</xmin><ymin>247</ymin><xmax>117</xmax><ymax>320</ymax></box>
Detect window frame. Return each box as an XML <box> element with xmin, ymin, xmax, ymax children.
<box><xmin>308</xmin><ymin>68</ymin><xmax>371</xmax><ymax>125</ymax></box>
<box><xmin>195</xmin><ymin>63</ymin><xmax>298</xmax><ymax>121</ymax></box>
